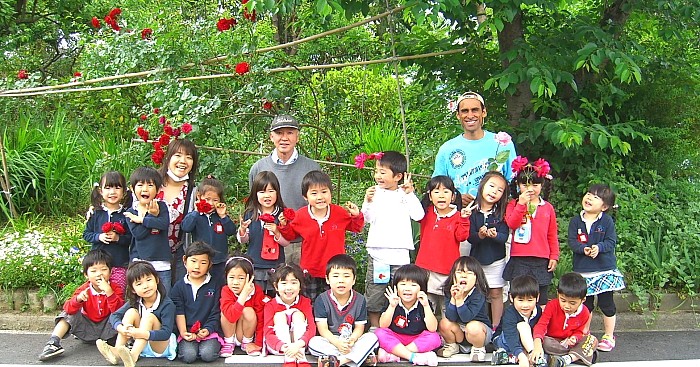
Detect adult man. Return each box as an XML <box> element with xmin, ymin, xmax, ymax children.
<box><xmin>433</xmin><ymin>91</ymin><xmax>517</xmax><ymax>206</ymax></box>
<box><xmin>248</xmin><ymin>114</ymin><xmax>321</xmax><ymax>264</ymax></box>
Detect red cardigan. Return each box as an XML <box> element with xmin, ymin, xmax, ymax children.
<box><xmin>533</xmin><ymin>299</ymin><xmax>590</xmax><ymax>342</ymax></box>
<box><xmin>505</xmin><ymin>199</ymin><xmax>560</xmax><ymax>260</ymax></box>
<box><xmin>415</xmin><ymin>206</ymin><xmax>470</xmax><ymax>275</ymax></box>
<box><xmin>263</xmin><ymin>295</ymin><xmax>316</xmax><ymax>352</ymax></box>
<box><xmin>279</xmin><ymin>204</ymin><xmax>364</xmax><ymax>278</ymax></box>
<box><xmin>220</xmin><ymin>283</ymin><xmax>271</xmax><ymax>347</ymax></box>
<box><xmin>63</xmin><ymin>281</ymin><xmax>125</xmax><ymax>323</ymax></box>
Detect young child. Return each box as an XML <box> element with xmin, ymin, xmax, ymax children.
<box><xmin>170</xmin><ymin>241</ymin><xmax>223</xmax><ymax>363</ymax></box>
<box><xmin>124</xmin><ymin>167</ymin><xmax>172</xmax><ymax>295</ymax></box>
<box><xmin>238</xmin><ymin>171</ymin><xmax>290</xmax><ymax>295</ymax></box>
<box><xmin>38</xmin><ymin>250</ymin><xmax>125</xmax><ymax>361</ymax></box>
<box><xmin>219</xmin><ymin>255</ymin><xmax>271</xmax><ymax>357</ymax></box>
<box><xmin>309</xmin><ymin>254</ymin><xmax>379</xmax><ymax>367</ymax></box>
<box><xmin>83</xmin><ymin>171</ymin><xmax>133</xmax><ymax>291</ymax></box>
<box><xmin>181</xmin><ymin>176</ymin><xmax>236</xmax><ymax>281</ymax></box>
<box><xmin>436</xmin><ymin>256</ymin><xmax>492</xmax><ymax>362</ymax></box>
<box><xmin>504</xmin><ymin>158</ymin><xmax>559</xmax><ymax>305</ymax></box>
<box><xmin>374</xmin><ymin>264</ymin><xmax>441</xmax><ymax>366</ymax></box>
<box><xmin>568</xmin><ymin>184</ymin><xmax>623</xmax><ymax>352</ymax></box>
<box><xmin>491</xmin><ymin>275</ymin><xmax>544</xmax><ymax>367</ymax></box>
<box><xmin>97</xmin><ymin>261</ymin><xmax>177</xmax><ymax>367</ymax></box>
<box><xmin>279</xmin><ymin>170</ymin><xmax>364</xmax><ymax>301</ymax></box>
<box><xmin>415</xmin><ymin>175</ymin><xmax>472</xmax><ymax>314</ymax></box>
<box><xmin>263</xmin><ymin>263</ymin><xmax>316</xmax><ymax>367</ymax></box>
<box><xmin>531</xmin><ymin>273</ymin><xmax>598</xmax><ymax>367</ymax></box>
<box><xmin>361</xmin><ymin>151</ymin><xmax>424</xmax><ymax>328</ymax></box>
<box><xmin>467</xmin><ymin>171</ymin><xmax>510</xmax><ymax>329</ymax></box>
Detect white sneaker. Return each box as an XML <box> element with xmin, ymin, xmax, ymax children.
<box><xmin>470</xmin><ymin>347</ymin><xmax>486</xmax><ymax>362</ymax></box>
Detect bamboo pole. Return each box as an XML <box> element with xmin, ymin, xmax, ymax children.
<box><xmin>1</xmin><ymin>48</ymin><xmax>467</xmax><ymax>98</ymax></box>
<box><xmin>0</xmin><ymin>6</ymin><xmax>406</xmax><ymax>96</ymax></box>
<box><xmin>0</xmin><ymin>135</ymin><xmax>18</xmax><ymax>218</ymax></box>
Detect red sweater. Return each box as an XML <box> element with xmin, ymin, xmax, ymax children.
<box><xmin>533</xmin><ymin>299</ymin><xmax>590</xmax><ymax>342</ymax></box>
<box><xmin>416</xmin><ymin>206</ymin><xmax>470</xmax><ymax>275</ymax></box>
<box><xmin>263</xmin><ymin>295</ymin><xmax>316</xmax><ymax>352</ymax></box>
<box><xmin>63</xmin><ymin>281</ymin><xmax>125</xmax><ymax>323</ymax></box>
<box><xmin>279</xmin><ymin>204</ymin><xmax>364</xmax><ymax>278</ymax></box>
<box><xmin>220</xmin><ymin>283</ymin><xmax>271</xmax><ymax>347</ymax></box>
<box><xmin>505</xmin><ymin>199</ymin><xmax>560</xmax><ymax>260</ymax></box>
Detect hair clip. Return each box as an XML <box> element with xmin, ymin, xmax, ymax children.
<box><xmin>206</xmin><ymin>174</ymin><xmax>216</xmax><ymax>179</ymax></box>
<box><xmin>225</xmin><ymin>256</ymin><xmax>253</xmax><ymax>267</ymax></box>
<box><xmin>93</xmin><ymin>182</ymin><xmax>100</xmax><ymax>188</ymax></box>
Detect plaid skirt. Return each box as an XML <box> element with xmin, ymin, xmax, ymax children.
<box><xmin>580</xmin><ymin>269</ymin><xmax>625</xmax><ymax>296</ymax></box>
<box><xmin>502</xmin><ymin>256</ymin><xmax>553</xmax><ymax>286</ymax></box>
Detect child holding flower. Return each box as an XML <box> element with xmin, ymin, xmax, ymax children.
<box><xmin>238</xmin><ymin>171</ymin><xmax>291</xmax><ymax>295</ymax></box>
<box><xmin>504</xmin><ymin>157</ymin><xmax>559</xmax><ymax>305</ymax></box>
<box><xmin>181</xmin><ymin>176</ymin><xmax>236</xmax><ymax>281</ymax></box>
<box><xmin>84</xmin><ymin>171</ymin><xmax>133</xmax><ymax>290</ymax></box>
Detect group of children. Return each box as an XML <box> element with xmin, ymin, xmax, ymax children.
<box><xmin>38</xmin><ymin>150</ymin><xmax>623</xmax><ymax>367</ymax></box>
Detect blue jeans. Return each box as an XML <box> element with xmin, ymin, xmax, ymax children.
<box><xmin>156</xmin><ymin>270</ymin><xmax>172</xmax><ymax>297</ymax></box>
<box><xmin>177</xmin><ymin>339</ymin><xmax>221</xmax><ymax>363</ymax></box>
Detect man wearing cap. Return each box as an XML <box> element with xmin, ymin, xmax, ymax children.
<box><xmin>248</xmin><ymin>114</ymin><xmax>321</xmax><ymax>264</ymax></box>
<box><xmin>433</xmin><ymin>91</ymin><xmax>517</xmax><ymax>206</ymax></box>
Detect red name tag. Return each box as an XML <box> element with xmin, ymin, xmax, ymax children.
<box><xmin>214</xmin><ymin>223</ymin><xmax>223</xmax><ymax>234</ymax></box>
<box><xmin>578</xmin><ymin>232</ymin><xmax>588</xmax><ymax>243</ymax></box>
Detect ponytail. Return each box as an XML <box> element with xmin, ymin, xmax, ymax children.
<box><xmin>90</xmin><ymin>182</ymin><xmax>102</xmax><ymax>208</ymax></box>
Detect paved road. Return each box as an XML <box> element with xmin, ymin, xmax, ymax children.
<box><xmin>2</xmin><ymin>331</ymin><xmax>700</xmax><ymax>366</ymax></box>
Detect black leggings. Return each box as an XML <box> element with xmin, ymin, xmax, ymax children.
<box><xmin>584</xmin><ymin>291</ymin><xmax>616</xmax><ymax>317</ymax></box>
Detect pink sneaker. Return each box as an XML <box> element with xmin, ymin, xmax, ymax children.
<box><xmin>377</xmin><ymin>348</ymin><xmax>401</xmax><ymax>363</ymax></box>
<box><xmin>597</xmin><ymin>335</ymin><xmax>616</xmax><ymax>352</ymax></box>
<box><xmin>411</xmin><ymin>352</ymin><xmax>438</xmax><ymax>366</ymax></box>
<box><xmin>219</xmin><ymin>342</ymin><xmax>235</xmax><ymax>357</ymax></box>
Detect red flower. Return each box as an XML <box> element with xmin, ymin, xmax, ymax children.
<box><xmin>141</xmin><ymin>28</ymin><xmax>153</xmax><ymax>40</ymax></box>
<box><xmin>172</xmin><ymin>127</ymin><xmax>181</xmax><ymax>137</ymax></box>
<box><xmin>153</xmin><ymin>108</ymin><xmax>160</xmax><ymax>114</ymax></box>
<box><xmin>216</xmin><ymin>18</ymin><xmax>236</xmax><ymax>32</ymax></box>
<box><xmin>158</xmin><ymin>134</ymin><xmax>170</xmax><ymax>146</ymax></box>
<box><xmin>108</xmin><ymin>8</ymin><xmax>122</xmax><ymax>18</ymax></box>
<box><xmin>243</xmin><ymin>9</ymin><xmax>257</xmax><ymax>22</ymax></box>
<box><xmin>163</xmin><ymin>124</ymin><xmax>174</xmax><ymax>136</ymax></box>
<box><xmin>190</xmin><ymin>320</ymin><xmax>201</xmax><ymax>333</ymax></box>
<box><xmin>91</xmin><ymin>17</ymin><xmax>101</xmax><ymax>28</ymax></box>
<box><xmin>136</xmin><ymin>126</ymin><xmax>149</xmax><ymax>141</ymax></box>
<box><xmin>533</xmin><ymin>158</ymin><xmax>551</xmax><ymax>178</ymax></box>
<box><xmin>354</xmin><ymin>152</ymin><xmax>368</xmax><ymax>169</ymax></box>
<box><xmin>152</xmin><ymin>142</ymin><xmax>161</xmax><ymax>151</ymax></box>
<box><xmin>73</xmin><ymin>71</ymin><xmax>82</xmax><ymax>77</ymax></box>
<box><xmin>262</xmin><ymin>100</ymin><xmax>273</xmax><ymax>110</ymax></box>
<box><xmin>17</xmin><ymin>70</ymin><xmax>28</xmax><ymax>79</ymax></box>
<box><xmin>283</xmin><ymin>208</ymin><xmax>296</xmax><ymax>222</ymax></box>
<box><xmin>140</xmin><ymin>114</ymin><xmax>147</xmax><ymax>121</ymax></box>
<box><xmin>151</xmin><ymin>148</ymin><xmax>165</xmax><ymax>165</ymax></box>
<box><xmin>112</xmin><ymin>222</ymin><xmax>127</xmax><ymax>235</ymax></box>
<box><xmin>511</xmin><ymin>156</ymin><xmax>529</xmax><ymax>174</ymax></box>
<box><xmin>242</xmin><ymin>0</ymin><xmax>249</xmax><ymax>3</ymax></box>
<box><xmin>158</xmin><ymin>115</ymin><xmax>166</xmax><ymax>125</ymax></box>
<box><xmin>196</xmin><ymin>199</ymin><xmax>213</xmax><ymax>213</ymax></box>
<box><xmin>101</xmin><ymin>222</ymin><xmax>114</xmax><ymax>233</ymax></box>
<box><xmin>234</xmin><ymin>62</ymin><xmax>250</xmax><ymax>75</ymax></box>
<box><xmin>259</xmin><ymin>213</ymin><xmax>276</xmax><ymax>223</ymax></box>
<box><xmin>181</xmin><ymin>123</ymin><xmax>193</xmax><ymax>134</ymax></box>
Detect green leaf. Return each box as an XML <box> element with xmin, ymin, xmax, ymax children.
<box><xmin>598</xmin><ymin>134</ymin><xmax>608</xmax><ymax>149</ymax></box>
<box><xmin>495</xmin><ymin>150</ymin><xmax>510</xmax><ymax>163</ymax></box>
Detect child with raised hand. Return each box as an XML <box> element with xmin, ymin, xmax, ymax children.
<box><xmin>238</xmin><ymin>171</ymin><xmax>291</xmax><ymax>295</ymax></box>
<box><xmin>124</xmin><ymin>167</ymin><xmax>172</xmax><ymax>295</ymax></box>
<box><xmin>374</xmin><ymin>264</ymin><xmax>441</xmax><ymax>367</ymax></box>
<box><xmin>83</xmin><ymin>171</ymin><xmax>133</xmax><ymax>291</ymax></box>
<box><xmin>309</xmin><ymin>254</ymin><xmax>379</xmax><ymax>367</ymax></box>
<box><xmin>97</xmin><ymin>261</ymin><xmax>177</xmax><ymax>367</ymax></box>
<box><xmin>415</xmin><ymin>175</ymin><xmax>473</xmax><ymax>315</ymax></box>
<box><xmin>219</xmin><ymin>255</ymin><xmax>271</xmax><ymax>357</ymax></box>
<box><xmin>181</xmin><ymin>175</ymin><xmax>236</xmax><ymax>281</ymax></box>
<box><xmin>568</xmin><ymin>184</ymin><xmax>623</xmax><ymax>352</ymax></box>
<box><xmin>38</xmin><ymin>250</ymin><xmax>125</xmax><ymax>361</ymax></box>
<box><xmin>278</xmin><ymin>170</ymin><xmax>364</xmax><ymax>301</ymax></box>
<box><xmin>468</xmin><ymin>171</ymin><xmax>510</xmax><ymax>329</ymax></box>
<box><xmin>491</xmin><ymin>275</ymin><xmax>544</xmax><ymax>367</ymax></box>
<box><xmin>531</xmin><ymin>273</ymin><xmax>598</xmax><ymax>367</ymax></box>
<box><xmin>361</xmin><ymin>151</ymin><xmax>424</xmax><ymax>328</ymax></box>
<box><xmin>170</xmin><ymin>241</ymin><xmax>223</xmax><ymax>363</ymax></box>
<box><xmin>504</xmin><ymin>157</ymin><xmax>559</xmax><ymax>305</ymax></box>
<box><xmin>437</xmin><ymin>256</ymin><xmax>492</xmax><ymax>362</ymax></box>
<box><xmin>264</xmin><ymin>263</ymin><xmax>316</xmax><ymax>367</ymax></box>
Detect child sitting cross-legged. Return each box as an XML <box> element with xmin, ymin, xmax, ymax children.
<box><xmin>531</xmin><ymin>273</ymin><xmax>599</xmax><ymax>367</ymax></box>
<box><xmin>491</xmin><ymin>275</ymin><xmax>544</xmax><ymax>367</ymax></box>
<box><xmin>308</xmin><ymin>254</ymin><xmax>379</xmax><ymax>367</ymax></box>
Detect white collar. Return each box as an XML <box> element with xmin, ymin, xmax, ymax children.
<box><xmin>579</xmin><ymin>210</ymin><xmax>603</xmax><ymax>222</ymax></box>
<box><xmin>275</xmin><ymin>294</ymin><xmax>300</xmax><ymax>309</ymax></box>
<box><xmin>139</xmin><ymin>291</ymin><xmax>162</xmax><ymax>313</ymax></box>
<box><xmin>563</xmin><ymin>303</ymin><xmax>584</xmax><ymax>329</ymax></box>
<box><xmin>271</xmin><ymin>148</ymin><xmax>299</xmax><ymax>165</ymax></box>
<box><xmin>434</xmin><ymin>205</ymin><xmax>458</xmax><ymax>218</ymax></box>
<box><xmin>399</xmin><ymin>299</ymin><xmax>420</xmax><ymax>315</ymax></box>
<box><xmin>307</xmin><ymin>204</ymin><xmax>330</xmax><ymax>223</ymax></box>
<box><xmin>330</xmin><ymin>290</ymin><xmax>354</xmax><ymax>309</ymax></box>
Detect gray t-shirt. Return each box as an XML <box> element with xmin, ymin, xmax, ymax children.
<box><xmin>248</xmin><ymin>154</ymin><xmax>321</xmax><ymax>210</ymax></box>
<box><xmin>313</xmin><ymin>290</ymin><xmax>368</xmax><ymax>337</ymax></box>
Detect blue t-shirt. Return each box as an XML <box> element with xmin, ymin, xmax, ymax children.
<box><xmin>433</xmin><ymin>130</ymin><xmax>517</xmax><ymax>197</ymax></box>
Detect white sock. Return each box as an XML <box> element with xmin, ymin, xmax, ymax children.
<box><xmin>224</xmin><ymin>336</ymin><xmax>234</xmax><ymax>344</ymax></box>
<box><xmin>242</xmin><ymin>336</ymin><xmax>254</xmax><ymax>344</ymax></box>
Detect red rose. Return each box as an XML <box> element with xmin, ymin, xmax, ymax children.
<box><xmin>181</xmin><ymin>123</ymin><xmax>193</xmax><ymax>134</ymax></box>
<box><xmin>163</xmin><ymin>124</ymin><xmax>174</xmax><ymax>136</ymax></box>
<box><xmin>158</xmin><ymin>134</ymin><xmax>170</xmax><ymax>146</ymax></box>
<box><xmin>153</xmin><ymin>108</ymin><xmax>160</xmax><ymax>114</ymax></box>
<box><xmin>262</xmin><ymin>100</ymin><xmax>273</xmax><ymax>110</ymax></box>
<box><xmin>158</xmin><ymin>115</ymin><xmax>166</xmax><ymax>125</ymax></box>
<box><xmin>242</xmin><ymin>0</ymin><xmax>249</xmax><ymax>3</ymax></box>
<box><xmin>109</xmin><ymin>8</ymin><xmax>122</xmax><ymax>18</ymax></box>
<box><xmin>172</xmin><ymin>127</ymin><xmax>181</xmax><ymax>137</ymax></box>
<box><xmin>151</xmin><ymin>148</ymin><xmax>165</xmax><ymax>165</ymax></box>
<box><xmin>190</xmin><ymin>320</ymin><xmax>201</xmax><ymax>333</ymax></box>
<box><xmin>91</xmin><ymin>17</ymin><xmax>101</xmax><ymax>28</ymax></box>
<box><xmin>283</xmin><ymin>208</ymin><xmax>296</xmax><ymax>222</ymax></box>
<box><xmin>533</xmin><ymin>158</ymin><xmax>551</xmax><ymax>177</ymax></box>
<box><xmin>196</xmin><ymin>199</ymin><xmax>213</xmax><ymax>214</ymax></box>
<box><xmin>101</xmin><ymin>222</ymin><xmax>114</xmax><ymax>233</ymax></box>
<box><xmin>104</xmin><ymin>15</ymin><xmax>113</xmax><ymax>25</ymax></box>
<box><xmin>73</xmin><ymin>71</ymin><xmax>82</xmax><ymax>77</ymax></box>
<box><xmin>136</xmin><ymin>126</ymin><xmax>149</xmax><ymax>141</ymax></box>
<box><xmin>112</xmin><ymin>222</ymin><xmax>126</xmax><ymax>235</ymax></box>
<box><xmin>259</xmin><ymin>213</ymin><xmax>276</xmax><ymax>223</ymax></box>
<box><xmin>216</xmin><ymin>18</ymin><xmax>236</xmax><ymax>32</ymax></box>
<box><xmin>152</xmin><ymin>142</ymin><xmax>161</xmax><ymax>151</ymax></box>
<box><xmin>511</xmin><ymin>156</ymin><xmax>529</xmax><ymax>174</ymax></box>
<box><xmin>141</xmin><ymin>28</ymin><xmax>153</xmax><ymax>40</ymax></box>
<box><xmin>140</xmin><ymin>114</ymin><xmax>147</xmax><ymax>121</ymax></box>
<box><xmin>17</xmin><ymin>70</ymin><xmax>28</xmax><ymax>79</ymax></box>
<box><xmin>235</xmin><ymin>62</ymin><xmax>250</xmax><ymax>75</ymax></box>
<box><xmin>244</xmin><ymin>9</ymin><xmax>257</xmax><ymax>22</ymax></box>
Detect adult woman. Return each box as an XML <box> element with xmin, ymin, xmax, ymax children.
<box><xmin>156</xmin><ymin>138</ymin><xmax>199</xmax><ymax>284</ymax></box>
